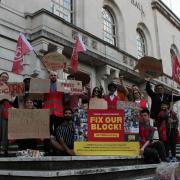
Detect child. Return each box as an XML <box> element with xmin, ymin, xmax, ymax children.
<box><xmin>17</xmin><ymin>97</ymin><xmax>37</xmax><ymax>150</ymax></box>
<box><xmin>157</xmin><ymin>101</ymin><xmax>178</xmax><ymax>162</ymax></box>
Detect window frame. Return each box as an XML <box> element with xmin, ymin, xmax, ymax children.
<box><xmin>136</xmin><ymin>29</ymin><xmax>147</xmax><ymax>59</ymax></box>
<box><xmin>102</xmin><ymin>7</ymin><xmax>116</xmax><ymax>46</ymax></box>
<box><xmin>51</xmin><ymin>0</ymin><xmax>73</xmax><ymax>23</ymax></box>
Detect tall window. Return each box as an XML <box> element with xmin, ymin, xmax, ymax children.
<box><xmin>51</xmin><ymin>0</ymin><xmax>73</xmax><ymax>23</ymax></box>
<box><xmin>136</xmin><ymin>29</ymin><xmax>147</xmax><ymax>59</ymax></box>
<box><xmin>102</xmin><ymin>7</ymin><xmax>116</xmax><ymax>45</ymax></box>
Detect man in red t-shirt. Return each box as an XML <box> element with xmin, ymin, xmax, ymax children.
<box><xmin>139</xmin><ymin>109</ymin><xmax>166</xmax><ymax>163</ymax></box>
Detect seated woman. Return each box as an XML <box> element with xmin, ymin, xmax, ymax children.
<box><xmin>17</xmin><ymin>97</ymin><xmax>37</xmax><ymax>150</ymax></box>
<box><xmin>89</xmin><ymin>87</ymin><xmax>107</xmax><ymax>109</ymax></box>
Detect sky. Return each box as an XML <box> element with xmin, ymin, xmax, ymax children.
<box><xmin>161</xmin><ymin>0</ymin><xmax>180</xmax><ymax>19</ymax></box>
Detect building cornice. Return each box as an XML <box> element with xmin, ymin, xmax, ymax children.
<box><xmin>25</xmin><ymin>9</ymin><xmax>138</xmax><ymax>61</ymax></box>
<box><xmin>151</xmin><ymin>0</ymin><xmax>180</xmax><ymax>31</ymax></box>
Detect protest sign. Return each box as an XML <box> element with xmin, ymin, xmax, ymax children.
<box><xmin>89</xmin><ymin>98</ymin><xmax>108</xmax><ymax>109</ymax></box>
<box><xmin>57</xmin><ymin>80</ymin><xmax>82</xmax><ymax>94</ymax></box>
<box><xmin>134</xmin><ymin>56</ymin><xmax>163</xmax><ymax>78</ymax></box>
<box><xmin>42</xmin><ymin>52</ymin><xmax>67</xmax><ymax>71</ymax></box>
<box><xmin>88</xmin><ymin>110</ymin><xmax>124</xmax><ymax>142</ymax></box>
<box><xmin>29</xmin><ymin>78</ymin><xmax>50</xmax><ymax>93</ymax></box>
<box><xmin>117</xmin><ymin>101</ymin><xmax>140</xmax><ymax>141</ymax></box>
<box><xmin>8</xmin><ymin>109</ymin><xmax>50</xmax><ymax>139</ymax></box>
<box><xmin>74</xmin><ymin>109</ymin><xmax>140</xmax><ymax>156</ymax></box>
<box><xmin>0</xmin><ymin>83</ymin><xmax>11</xmax><ymax>101</ymax></box>
<box><xmin>8</xmin><ymin>82</ymin><xmax>24</xmax><ymax>95</ymax></box>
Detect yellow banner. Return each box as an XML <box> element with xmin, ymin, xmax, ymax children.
<box><xmin>74</xmin><ymin>142</ymin><xmax>140</xmax><ymax>156</ymax></box>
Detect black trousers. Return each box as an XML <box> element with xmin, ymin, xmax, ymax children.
<box><xmin>50</xmin><ymin>115</ymin><xmax>62</xmax><ymax>135</ymax></box>
<box><xmin>163</xmin><ymin>128</ymin><xmax>177</xmax><ymax>157</ymax></box>
<box><xmin>143</xmin><ymin>141</ymin><xmax>166</xmax><ymax>163</ymax></box>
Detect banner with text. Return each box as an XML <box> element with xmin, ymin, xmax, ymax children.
<box><xmin>88</xmin><ymin>110</ymin><xmax>124</xmax><ymax>142</ymax></box>
<box><xmin>74</xmin><ymin>109</ymin><xmax>140</xmax><ymax>156</ymax></box>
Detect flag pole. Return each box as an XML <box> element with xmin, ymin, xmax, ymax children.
<box><xmin>33</xmin><ymin>50</ymin><xmax>49</xmax><ymax>74</ymax></box>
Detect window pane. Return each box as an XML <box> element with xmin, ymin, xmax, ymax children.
<box><xmin>136</xmin><ymin>29</ymin><xmax>146</xmax><ymax>59</ymax></box>
<box><xmin>51</xmin><ymin>0</ymin><xmax>72</xmax><ymax>23</ymax></box>
<box><xmin>102</xmin><ymin>8</ymin><xmax>116</xmax><ymax>46</ymax></box>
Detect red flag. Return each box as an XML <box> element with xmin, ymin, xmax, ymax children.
<box><xmin>70</xmin><ymin>34</ymin><xmax>86</xmax><ymax>73</ymax></box>
<box><xmin>12</xmin><ymin>33</ymin><xmax>33</xmax><ymax>74</ymax></box>
<box><xmin>172</xmin><ymin>54</ymin><xmax>180</xmax><ymax>85</ymax></box>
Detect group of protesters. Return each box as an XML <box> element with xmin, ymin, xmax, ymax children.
<box><xmin>0</xmin><ymin>70</ymin><xmax>180</xmax><ymax>163</ymax></box>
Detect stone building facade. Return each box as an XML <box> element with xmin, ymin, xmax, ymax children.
<box><xmin>0</xmin><ymin>0</ymin><xmax>180</xmax><ymax>114</ymax></box>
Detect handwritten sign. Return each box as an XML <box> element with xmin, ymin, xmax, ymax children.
<box><xmin>8</xmin><ymin>109</ymin><xmax>50</xmax><ymax>139</ymax></box>
<box><xmin>0</xmin><ymin>83</ymin><xmax>11</xmax><ymax>101</ymax></box>
<box><xmin>89</xmin><ymin>98</ymin><xmax>108</xmax><ymax>109</ymax></box>
<box><xmin>134</xmin><ymin>56</ymin><xmax>163</xmax><ymax>78</ymax></box>
<box><xmin>42</xmin><ymin>52</ymin><xmax>67</xmax><ymax>71</ymax></box>
<box><xmin>29</xmin><ymin>78</ymin><xmax>50</xmax><ymax>93</ymax></box>
<box><xmin>8</xmin><ymin>82</ymin><xmax>24</xmax><ymax>95</ymax></box>
<box><xmin>57</xmin><ymin>80</ymin><xmax>82</xmax><ymax>94</ymax></box>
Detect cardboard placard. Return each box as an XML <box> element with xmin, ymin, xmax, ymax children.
<box><xmin>134</xmin><ymin>56</ymin><xmax>163</xmax><ymax>78</ymax></box>
<box><xmin>57</xmin><ymin>80</ymin><xmax>82</xmax><ymax>94</ymax></box>
<box><xmin>89</xmin><ymin>98</ymin><xmax>108</xmax><ymax>109</ymax></box>
<box><xmin>29</xmin><ymin>78</ymin><xmax>50</xmax><ymax>94</ymax></box>
<box><xmin>0</xmin><ymin>83</ymin><xmax>11</xmax><ymax>101</ymax></box>
<box><xmin>42</xmin><ymin>52</ymin><xmax>67</xmax><ymax>71</ymax></box>
<box><xmin>8</xmin><ymin>82</ymin><xmax>24</xmax><ymax>95</ymax></box>
<box><xmin>8</xmin><ymin>109</ymin><xmax>50</xmax><ymax>139</ymax></box>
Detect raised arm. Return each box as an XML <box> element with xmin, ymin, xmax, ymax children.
<box><xmin>146</xmin><ymin>80</ymin><xmax>155</xmax><ymax>98</ymax></box>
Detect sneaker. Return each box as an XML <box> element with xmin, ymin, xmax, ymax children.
<box><xmin>170</xmin><ymin>157</ymin><xmax>177</xmax><ymax>162</ymax></box>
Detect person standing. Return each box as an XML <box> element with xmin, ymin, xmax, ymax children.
<box><xmin>105</xmin><ymin>82</ymin><xmax>118</xmax><ymax>110</ymax></box>
<box><xmin>132</xmin><ymin>89</ymin><xmax>148</xmax><ymax>109</ymax></box>
<box><xmin>43</xmin><ymin>71</ymin><xmax>64</xmax><ymax>135</ymax></box>
<box><xmin>157</xmin><ymin>101</ymin><xmax>178</xmax><ymax>162</ymax></box>
<box><xmin>146</xmin><ymin>78</ymin><xmax>180</xmax><ymax>122</ymax></box>
<box><xmin>0</xmin><ymin>72</ymin><xmax>12</xmax><ymax>156</ymax></box>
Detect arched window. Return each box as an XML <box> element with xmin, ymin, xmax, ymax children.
<box><xmin>51</xmin><ymin>0</ymin><xmax>73</xmax><ymax>23</ymax></box>
<box><xmin>136</xmin><ymin>29</ymin><xmax>147</xmax><ymax>59</ymax></box>
<box><xmin>102</xmin><ymin>7</ymin><xmax>116</xmax><ymax>45</ymax></box>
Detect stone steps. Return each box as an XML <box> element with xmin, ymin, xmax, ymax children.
<box><xmin>0</xmin><ymin>164</ymin><xmax>157</xmax><ymax>180</ymax></box>
<box><xmin>0</xmin><ymin>156</ymin><xmax>157</xmax><ymax>180</ymax></box>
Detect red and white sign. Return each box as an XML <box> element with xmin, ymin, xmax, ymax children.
<box><xmin>88</xmin><ymin>110</ymin><xmax>124</xmax><ymax>142</ymax></box>
<box><xmin>57</xmin><ymin>80</ymin><xmax>82</xmax><ymax>94</ymax></box>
